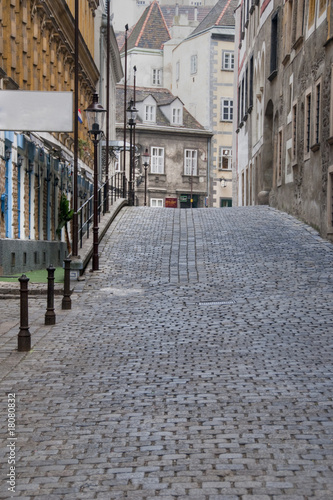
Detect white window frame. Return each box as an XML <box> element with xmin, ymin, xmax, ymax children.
<box><xmin>184</xmin><ymin>149</ymin><xmax>198</xmax><ymax>176</ymax></box>
<box><xmin>151</xmin><ymin>198</ymin><xmax>163</xmax><ymax>207</ymax></box>
<box><xmin>152</xmin><ymin>68</ymin><xmax>162</xmax><ymax>86</ymax></box>
<box><xmin>145</xmin><ymin>104</ymin><xmax>156</xmax><ymax>123</ymax></box>
<box><xmin>151</xmin><ymin>147</ymin><xmax>164</xmax><ymax>174</ymax></box>
<box><xmin>221</xmin><ymin>98</ymin><xmax>234</xmax><ymax>122</ymax></box>
<box><xmin>222</xmin><ymin>51</ymin><xmax>235</xmax><ymax>71</ymax></box>
<box><xmin>190</xmin><ymin>54</ymin><xmax>198</xmax><ymax>75</ymax></box>
<box><xmin>218</xmin><ymin>147</ymin><xmax>232</xmax><ymax>170</ymax></box>
<box><xmin>172</xmin><ymin>107</ymin><xmax>182</xmax><ymax>125</ymax></box>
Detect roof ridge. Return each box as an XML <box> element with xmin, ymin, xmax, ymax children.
<box><xmin>156</xmin><ymin>1</ymin><xmax>172</xmax><ymax>42</ymax></box>
<box><xmin>135</xmin><ymin>1</ymin><xmax>156</xmax><ymax>48</ymax></box>
<box><xmin>215</xmin><ymin>0</ymin><xmax>233</xmax><ymax>26</ymax></box>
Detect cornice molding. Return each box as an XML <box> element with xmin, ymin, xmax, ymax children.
<box><xmin>35</xmin><ymin>0</ymin><xmax>99</xmax><ymax>90</ymax></box>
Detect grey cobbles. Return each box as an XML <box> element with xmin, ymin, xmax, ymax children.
<box><xmin>1</xmin><ymin>206</ymin><xmax>333</xmax><ymax>499</ymax></box>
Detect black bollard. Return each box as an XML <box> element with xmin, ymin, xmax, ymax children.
<box><xmin>62</xmin><ymin>258</ymin><xmax>72</xmax><ymax>310</ymax></box>
<box><xmin>18</xmin><ymin>274</ymin><xmax>31</xmax><ymax>351</ymax></box>
<box><xmin>45</xmin><ymin>265</ymin><xmax>56</xmax><ymax>325</ymax></box>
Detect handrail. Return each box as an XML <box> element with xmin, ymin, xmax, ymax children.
<box><xmin>76</xmin><ymin>172</ymin><xmax>125</xmax><ymax>249</ymax></box>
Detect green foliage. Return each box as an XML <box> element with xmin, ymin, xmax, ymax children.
<box><xmin>56</xmin><ymin>194</ymin><xmax>74</xmax><ymax>254</ymax></box>
<box><xmin>56</xmin><ymin>194</ymin><xmax>74</xmax><ymax>237</ymax></box>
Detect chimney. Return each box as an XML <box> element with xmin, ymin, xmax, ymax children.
<box><xmin>175</xmin><ymin>3</ymin><xmax>179</xmax><ymax>17</ymax></box>
<box><xmin>194</xmin><ymin>7</ymin><xmax>198</xmax><ymax>22</ymax></box>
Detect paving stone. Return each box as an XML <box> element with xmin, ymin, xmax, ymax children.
<box><xmin>1</xmin><ymin>206</ymin><xmax>333</xmax><ymax>498</ymax></box>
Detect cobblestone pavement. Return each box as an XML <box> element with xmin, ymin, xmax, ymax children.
<box><xmin>1</xmin><ymin>206</ymin><xmax>333</xmax><ymax>500</ymax></box>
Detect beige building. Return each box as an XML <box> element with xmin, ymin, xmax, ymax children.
<box><xmin>0</xmin><ymin>0</ymin><xmax>123</xmax><ymax>274</ymax></box>
<box><xmin>233</xmin><ymin>0</ymin><xmax>333</xmax><ymax>240</ymax></box>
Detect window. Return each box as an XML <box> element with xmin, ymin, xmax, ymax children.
<box><xmin>219</xmin><ymin>148</ymin><xmax>232</xmax><ymax>170</ymax></box>
<box><xmin>305</xmin><ymin>91</ymin><xmax>311</xmax><ymax>155</ymax></box>
<box><xmin>269</xmin><ymin>12</ymin><xmax>279</xmax><ymax>79</ymax></box>
<box><xmin>176</xmin><ymin>61</ymin><xmax>180</xmax><ymax>81</ymax></box>
<box><xmin>277</xmin><ymin>128</ymin><xmax>283</xmax><ymax>182</ymax></box>
<box><xmin>184</xmin><ymin>149</ymin><xmax>197</xmax><ymax>176</ymax></box>
<box><xmin>151</xmin><ymin>147</ymin><xmax>164</xmax><ymax>174</ymax></box>
<box><xmin>115</xmin><ymin>151</ymin><xmax>121</xmax><ymax>171</ymax></box>
<box><xmin>190</xmin><ymin>55</ymin><xmax>197</xmax><ymax>75</ymax></box>
<box><xmin>152</xmin><ymin>69</ymin><xmax>162</xmax><ymax>86</ymax></box>
<box><xmin>308</xmin><ymin>0</ymin><xmax>316</xmax><ymax>28</ymax></box>
<box><xmin>222</xmin><ymin>51</ymin><xmax>234</xmax><ymax>70</ymax></box>
<box><xmin>314</xmin><ymin>81</ymin><xmax>321</xmax><ymax>146</ymax></box>
<box><xmin>249</xmin><ymin>56</ymin><xmax>254</xmax><ymax>109</ymax></box>
<box><xmin>151</xmin><ymin>198</ymin><xmax>163</xmax><ymax>207</ymax></box>
<box><xmin>292</xmin><ymin>102</ymin><xmax>297</xmax><ymax>162</ymax></box>
<box><xmin>172</xmin><ymin>108</ymin><xmax>182</xmax><ymax>125</ymax></box>
<box><xmin>145</xmin><ymin>105</ymin><xmax>156</xmax><ymax>123</ymax></box>
<box><xmin>221</xmin><ymin>98</ymin><xmax>233</xmax><ymax>122</ymax></box>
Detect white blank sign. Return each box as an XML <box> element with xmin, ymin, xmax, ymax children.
<box><xmin>0</xmin><ymin>91</ymin><xmax>73</xmax><ymax>132</ymax></box>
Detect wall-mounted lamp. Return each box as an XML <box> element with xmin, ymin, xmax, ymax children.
<box><xmin>17</xmin><ymin>155</ymin><xmax>23</xmax><ymax>167</ymax></box>
<box><xmin>5</xmin><ymin>148</ymin><xmax>11</xmax><ymax>160</ymax></box>
<box><xmin>54</xmin><ymin>176</ymin><xmax>59</xmax><ymax>187</ymax></box>
<box><xmin>220</xmin><ymin>178</ymin><xmax>226</xmax><ymax>188</ymax></box>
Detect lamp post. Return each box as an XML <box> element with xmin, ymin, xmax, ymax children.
<box><xmin>85</xmin><ymin>92</ymin><xmax>106</xmax><ymax>271</ymax></box>
<box><xmin>126</xmin><ymin>99</ymin><xmax>138</xmax><ymax>206</ymax></box>
<box><xmin>142</xmin><ymin>148</ymin><xmax>150</xmax><ymax>207</ymax></box>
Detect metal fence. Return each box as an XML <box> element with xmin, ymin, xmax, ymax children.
<box><xmin>77</xmin><ymin>172</ymin><xmax>125</xmax><ymax>249</ymax></box>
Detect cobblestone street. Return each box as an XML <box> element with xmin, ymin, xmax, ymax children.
<box><xmin>1</xmin><ymin>206</ymin><xmax>333</xmax><ymax>499</ymax></box>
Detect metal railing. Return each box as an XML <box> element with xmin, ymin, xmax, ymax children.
<box><xmin>77</xmin><ymin>172</ymin><xmax>125</xmax><ymax>249</ymax></box>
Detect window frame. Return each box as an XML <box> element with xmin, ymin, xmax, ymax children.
<box><xmin>184</xmin><ymin>149</ymin><xmax>198</xmax><ymax>176</ymax></box>
<box><xmin>218</xmin><ymin>147</ymin><xmax>232</xmax><ymax>170</ymax></box>
<box><xmin>172</xmin><ymin>107</ymin><xmax>182</xmax><ymax>125</ymax></box>
<box><xmin>151</xmin><ymin>147</ymin><xmax>165</xmax><ymax>174</ymax></box>
<box><xmin>222</xmin><ymin>51</ymin><xmax>235</xmax><ymax>71</ymax></box>
<box><xmin>190</xmin><ymin>54</ymin><xmax>198</xmax><ymax>75</ymax></box>
<box><xmin>145</xmin><ymin>104</ymin><xmax>156</xmax><ymax>123</ymax></box>
<box><xmin>150</xmin><ymin>198</ymin><xmax>164</xmax><ymax>207</ymax></box>
<box><xmin>152</xmin><ymin>68</ymin><xmax>162</xmax><ymax>86</ymax></box>
<box><xmin>304</xmin><ymin>88</ymin><xmax>312</xmax><ymax>159</ymax></box>
<box><xmin>221</xmin><ymin>97</ymin><xmax>234</xmax><ymax>122</ymax></box>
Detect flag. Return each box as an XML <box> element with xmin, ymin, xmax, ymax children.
<box><xmin>78</xmin><ymin>109</ymin><xmax>83</xmax><ymax>124</ymax></box>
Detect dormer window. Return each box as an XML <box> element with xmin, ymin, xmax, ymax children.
<box><xmin>172</xmin><ymin>107</ymin><xmax>182</xmax><ymax>125</ymax></box>
<box><xmin>145</xmin><ymin>104</ymin><xmax>156</xmax><ymax>123</ymax></box>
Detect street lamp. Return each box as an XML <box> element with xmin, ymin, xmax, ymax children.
<box><xmin>126</xmin><ymin>99</ymin><xmax>137</xmax><ymax>206</ymax></box>
<box><xmin>85</xmin><ymin>92</ymin><xmax>106</xmax><ymax>271</ymax></box>
<box><xmin>142</xmin><ymin>148</ymin><xmax>150</xmax><ymax>206</ymax></box>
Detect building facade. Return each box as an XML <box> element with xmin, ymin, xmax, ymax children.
<box><xmin>0</xmin><ymin>0</ymin><xmax>123</xmax><ymax>274</ymax></box>
<box><xmin>171</xmin><ymin>0</ymin><xmax>237</xmax><ymax>207</ymax></box>
<box><xmin>233</xmin><ymin>0</ymin><xmax>333</xmax><ymax>240</ymax></box>
<box><xmin>116</xmin><ymin>85</ymin><xmax>212</xmax><ymax>207</ymax></box>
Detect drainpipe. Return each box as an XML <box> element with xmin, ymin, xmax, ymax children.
<box><xmin>207</xmin><ymin>136</ymin><xmax>211</xmax><ymax>207</ymax></box>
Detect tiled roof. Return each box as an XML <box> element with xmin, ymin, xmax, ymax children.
<box><xmin>190</xmin><ymin>0</ymin><xmax>237</xmax><ymax>36</ymax></box>
<box><xmin>120</xmin><ymin>1</ymin><xmax>171</xmax><ymax>53</ymax></box>
<box><xmin>116</xmin><ymin>85</ymin><xmax>206</xmax><ymax>131</ymax></box>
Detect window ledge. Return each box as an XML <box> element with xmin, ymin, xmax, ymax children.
<box><xmin>149</xmin><ymin>173</ymin><xmax>166</xmax><ymax>179</ymax></box>
<box><xmin>292</xmin><ymin>36</ymin><xmax>303</xmax><ymax>51</ymax></box>
<box><xmin>282</xmin><ymin>53</ymin><xmax>291</xmax><ymax>66</ymax></box>
<box><xmin>268</xmin><ymin>70</ymin><xmax>278</xmax><ymax>82</ymax></box>
<box><xmin>182</xmin><ymin>175</ymin><xmax>199</xmax><ymax>180</ymax></box>
<box><xmin>311</xmin><ymin>143</ymin><xmax>320</xmax><ymax>152</ymax></box>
